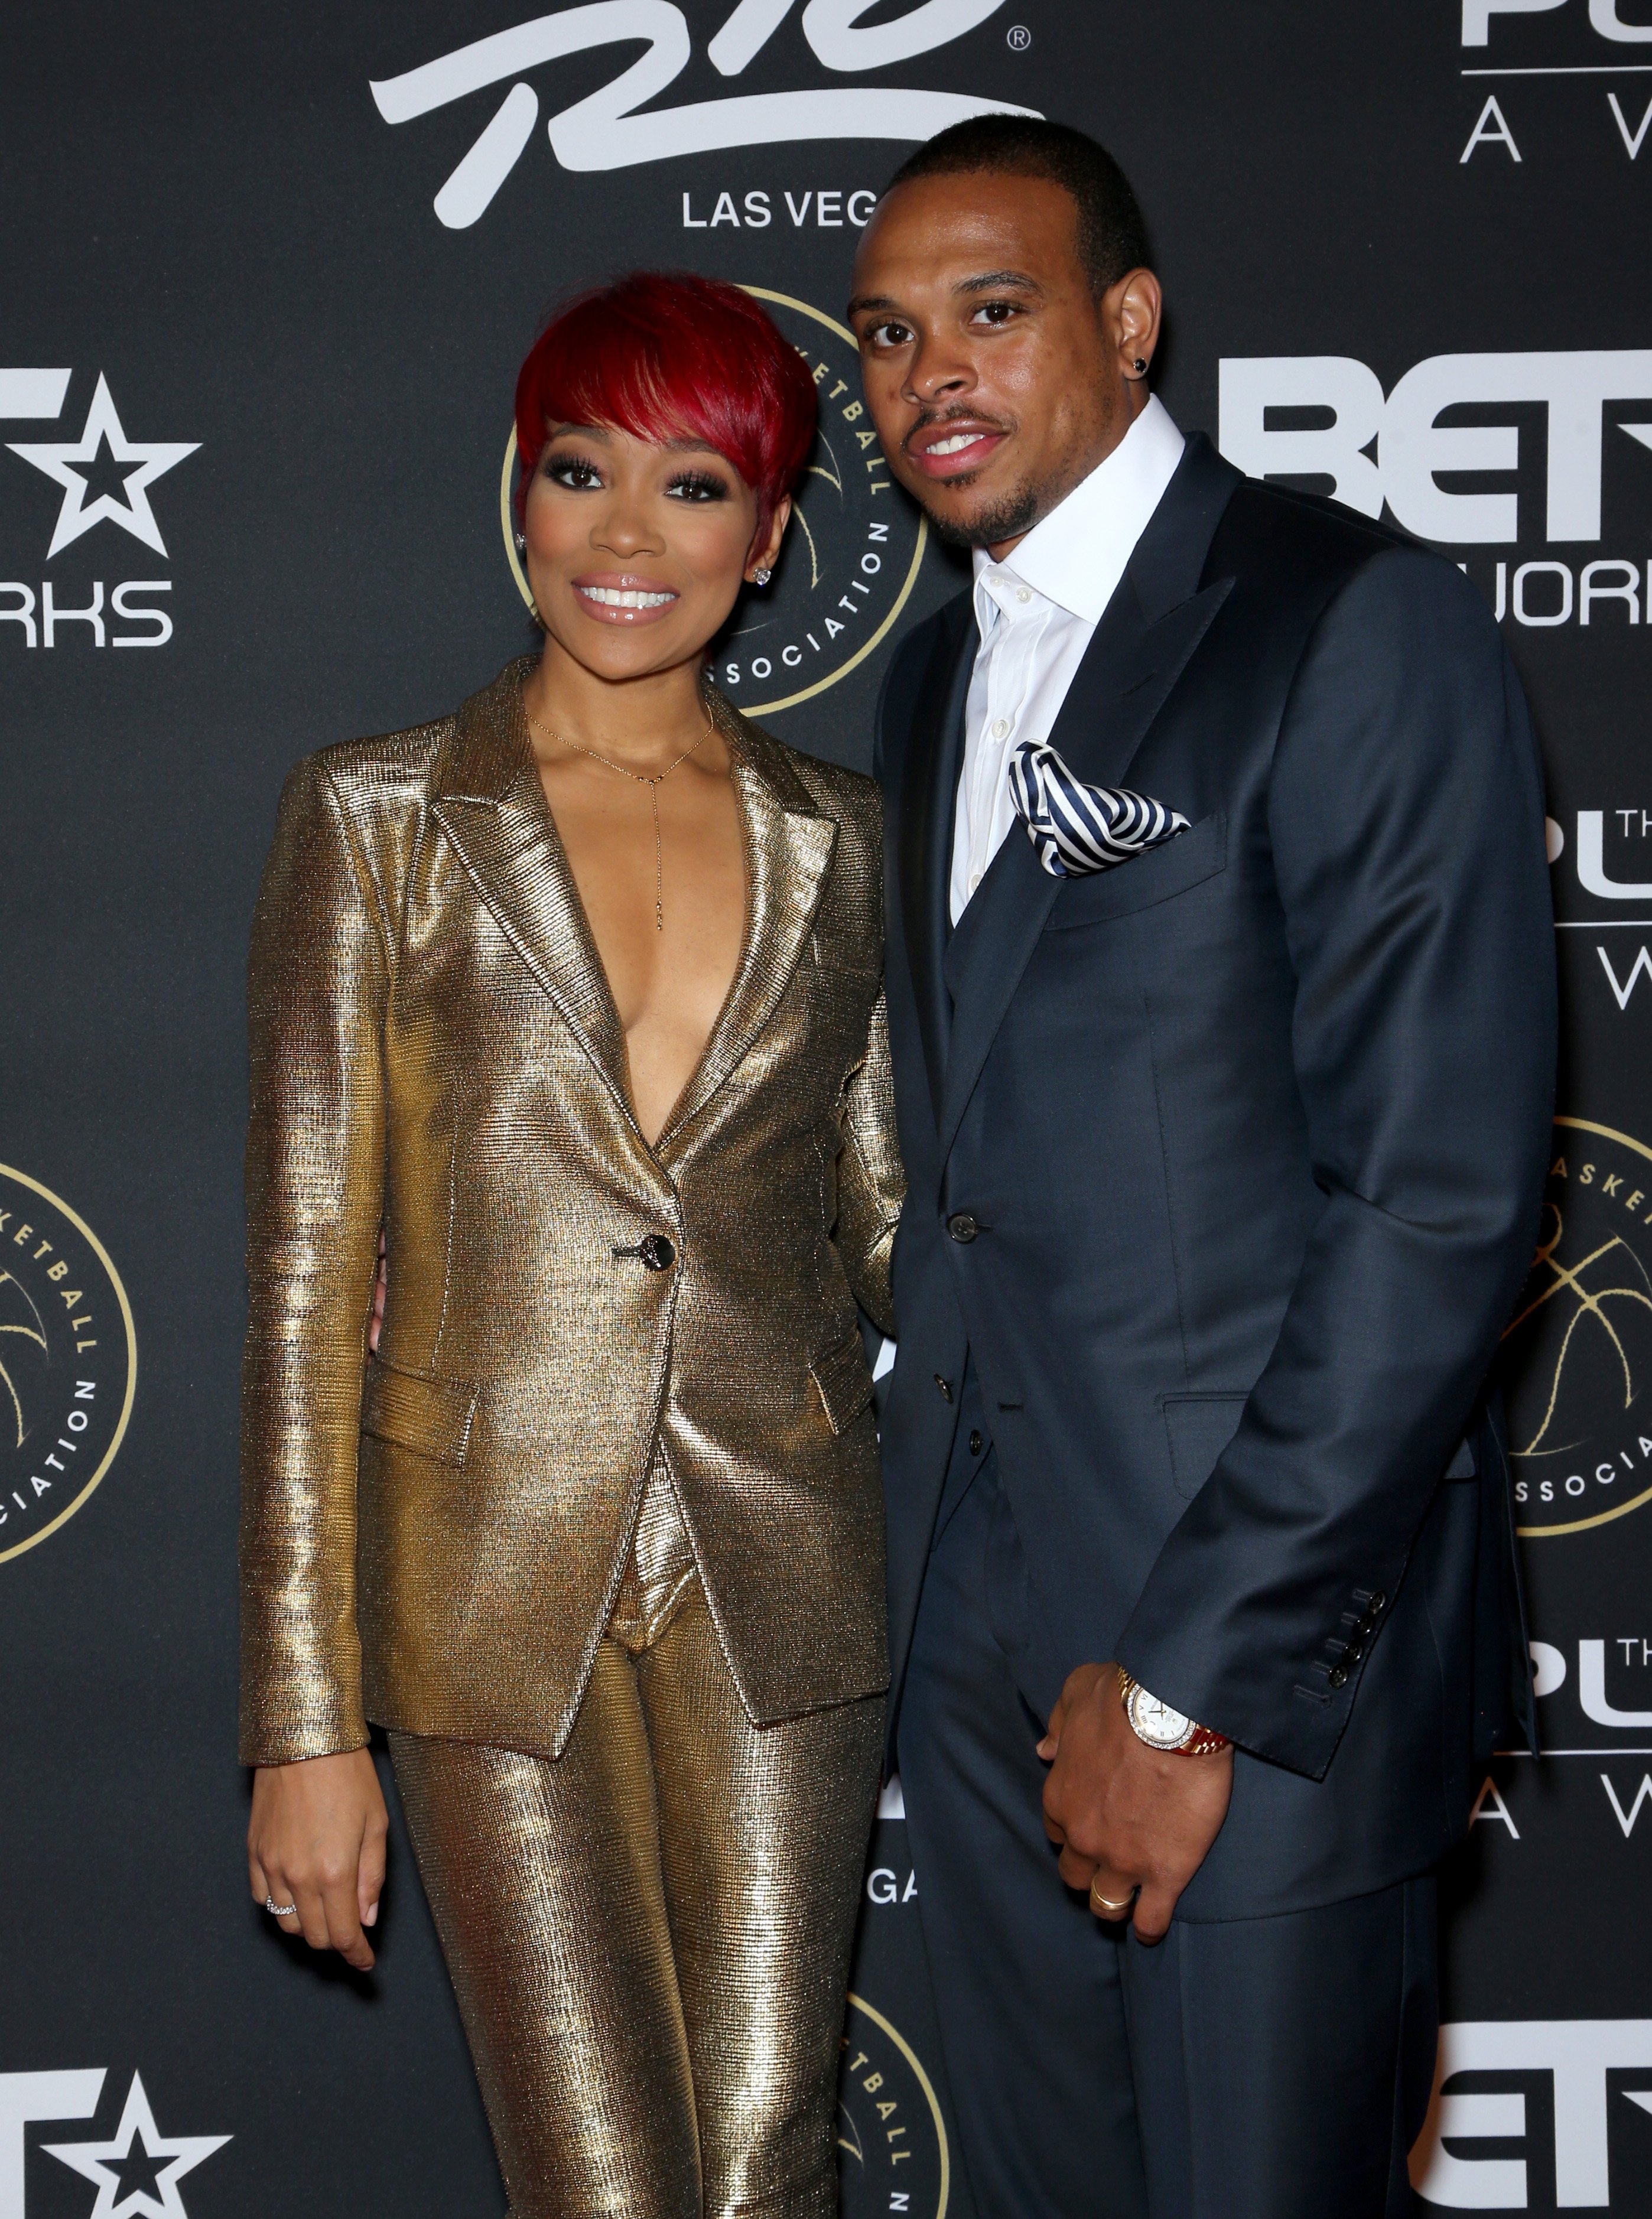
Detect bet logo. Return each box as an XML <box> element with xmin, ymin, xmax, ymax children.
<box><xmin>1501</xmin><ymin>1117</ymin><xmax>1652</xmax><ymax>1537</ymax></box>
<box><xmin>499</xmin><ymin>288</ymin><xmax>926</xmax><ymax>718</ymax></box>
<box><xmin>0</xmin><ymin>1165</ymin><xmax>135</xmax><ymax>1563</ymax></box>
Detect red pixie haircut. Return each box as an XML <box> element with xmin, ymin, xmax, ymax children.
<box><xmin>514</xmin><ymin>272</ymin><xmax>818</xmax><ymax>546</ymax></box>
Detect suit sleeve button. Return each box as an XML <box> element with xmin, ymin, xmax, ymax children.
<box><xmin>1368</xmin><ymin>1590</ymin><xmax>1387</xmax><ymax>1613</ymax></box>
<box><xmin>1328</xmin><ymin>1665</ymin><xmax>1349</xmax><ymax>1690</ymax></box>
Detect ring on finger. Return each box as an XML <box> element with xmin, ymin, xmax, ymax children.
<box><xmin>265</xmin><ymin>1893</ymin><xmax>299</xmax><ymax>1918</ymax></box>
<box><xmin>1090</xmin><ymin>1878</ymin><xmax>1136</xmax><ymax>1914</ymax></box>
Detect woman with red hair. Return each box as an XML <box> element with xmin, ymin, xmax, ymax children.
<box><xmin>238</xmin><ymin>273</ymin><xmax>902</xmax><ymax>2217</ymax></box>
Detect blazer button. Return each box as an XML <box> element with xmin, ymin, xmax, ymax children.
<box><xmin>947</xmin><ymin>1213</ymin><xmax>980</xmax><ymax>1244</ymax></box>
<box><xmin>1328</xmin><ymin>1665</ymin><xmax>1349</xmax><ymax>1690</ymax></box>
<box><xmin>935</xmin><ymin>1375</ymin><xmax>954</xmax><ymax>1403</ymax></box>
<box><xmin>638</xmin><ymin>1234</ymin><xmax>675</xmax><ymax>1271</ymax></box>
<box><xmin>968</xmin><ymin>1429</ymin><xmax>984</xmax><ymax>1457</ymax></box>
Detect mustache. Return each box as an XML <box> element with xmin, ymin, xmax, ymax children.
<box><xmin>900</xmin><ymin>404</ymin><xmax>1016</xmax><ymax>455</ymax></box>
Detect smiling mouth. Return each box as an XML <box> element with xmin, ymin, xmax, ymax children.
<box><xmin>576</xmin><ymin>584</ymin><xmax>677</xmax><ymax>610</ymax></box>
<box><xmin>906</xmin><ymin>421</ymin><xmax>1009</xmax><ymax>481</ymax></box>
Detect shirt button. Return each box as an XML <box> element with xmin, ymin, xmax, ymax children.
<box><xmin>1015</xmin><ymin>586</ymin><xmax>1031</xmax><ymax>604</ymax></box>
<box><xmin>968</xmin><ymin>870</ymin><xmax>981</xmax><ymax>893</ymax></box>
<box><xmin>991</xmin><ymin>717</ymin><xmax>1010</xmax><ymax>739</ymax></box>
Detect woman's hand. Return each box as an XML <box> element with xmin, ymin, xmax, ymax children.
<box><xmin>248</xmin><ymin>1749</ymin><xmax>389</xmax><ymax>1970</ymax></box>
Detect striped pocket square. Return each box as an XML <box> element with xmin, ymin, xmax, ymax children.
<box><xmin>1008</xmin><ymin>738</ymin><xmax>1189</xmax><ymax>879</ymax></box>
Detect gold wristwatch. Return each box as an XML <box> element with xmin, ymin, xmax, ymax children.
<box><xmin>1118</xmin><ymin>1670</ymin><xmax>1230</xmax><ymax>1757</ymax></box>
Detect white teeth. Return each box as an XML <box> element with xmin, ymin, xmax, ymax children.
<box><xmin>579</xmin><ymin>585</ymin><xmax>675</xmax><ymax>609</ymax></box>
<box><xmin>928</xmin><ymin>431</ymin><xmax>984</xmax><ymax>456</ymax></box>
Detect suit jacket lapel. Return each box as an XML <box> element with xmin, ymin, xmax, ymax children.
<box><xmin>655</xmin><ymin>700</ymin><xmax>836</xmax><ymax>1155</ymax></box>
<box><xmin>897</xmin><ymin>598</ymin><xmax>974</xmax><ymax>1125</ymax></box>
<box><xmin>431</xmin><ymin>662</ymin><xmax>635</xmax><ymax>1124</ymax></box>
<box><xmin>936</xmin><ymin>436</ymin><xmax>1240</xmax><ymax>1166</ymax></box>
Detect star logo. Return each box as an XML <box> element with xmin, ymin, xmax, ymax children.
<box><xmin>42</xmin><ymin>2071</ymin><xmax>230</xmax><ymax>2218</ymax></box>
<box><xmin>7</xmin><ymin>375</ymin><xmax>199</xmax><ymax>559</ymax></box>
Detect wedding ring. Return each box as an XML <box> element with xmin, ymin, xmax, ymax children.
<box><xmin>1090</xmin><ymin>1880</ymin><xmax>1135</xmax><ymax>1914</ymax></box>
<box><xmin>265</xmin><ymin>1895</ymin><xmax>298</xmax><ymax>1918</ymax></box>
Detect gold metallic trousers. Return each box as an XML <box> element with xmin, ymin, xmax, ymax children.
<box><xmin>391</xmin><ymin>1470</ymin><xmax>884</xmax><ymax>2218</ymax></box>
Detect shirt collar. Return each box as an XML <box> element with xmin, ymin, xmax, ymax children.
<box><xmin>971</xmin><ymin>392</ymin><xmax>1186</xmax><ymax>627</ymax></box>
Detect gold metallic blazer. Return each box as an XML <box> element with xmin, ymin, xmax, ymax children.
<box><xmin>239</xmin><ymin>659</ymin><xmax>903</xmax><ymax>1766</ymax></box>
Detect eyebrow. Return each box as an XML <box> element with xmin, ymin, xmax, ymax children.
<box><xmin>544</xmin><ymin>423</ymin><xmax>727</xmax><ymax>460</ymax></box>
<box><xmin>845</xmin><ymin>269</ymin><xmax>1046</xmax><ymax>320</ymax></box>
<box><xmin>956</xmin><ymin>268</ymin><xmax>1044</xmax><ymax>296</ymax></box>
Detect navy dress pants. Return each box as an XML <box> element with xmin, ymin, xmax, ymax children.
<box><xmin>896</xmin><ymin>1421</ymin><xmax>1439</xmax><ymax>2219</ymax></box>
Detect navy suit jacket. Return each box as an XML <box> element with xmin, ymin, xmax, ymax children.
<box><xmin>875</xmin><ymin>435</ymin><xmax>1557</xmax><ymax>1919</ymax></box>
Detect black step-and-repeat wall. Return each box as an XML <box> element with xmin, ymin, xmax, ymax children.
<box><xmin>3</xmin><ymin>5</ymin><xmax>1650</xmax><ymax>2213</ymax></box>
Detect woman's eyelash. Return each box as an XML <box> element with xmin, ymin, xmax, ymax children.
<box><xmin>666</xmin><ymin>471</ymin><xmax>729</xmax><ymax>500</ymax></box>
<box><xmin>545</xmin><ymin>451</ymin><xmax>604</xmax><ymax>485</ymax></box>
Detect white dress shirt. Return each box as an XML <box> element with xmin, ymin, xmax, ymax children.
<box><xmin>949</xmin><ymin>393</ymin><xmax>1186</xmax><ymax>923</ymax></box>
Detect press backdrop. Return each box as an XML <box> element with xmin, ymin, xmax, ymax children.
<box><xmin>4</xmin><ymin>5</ymin><xmax>1651</xmax><ymax>2215</ymax></box>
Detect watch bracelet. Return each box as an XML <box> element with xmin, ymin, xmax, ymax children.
<box><xmin>1117</xmin><ymin>1668</ymin><xmax>1230</xmax><ymax>1757</ymax></box>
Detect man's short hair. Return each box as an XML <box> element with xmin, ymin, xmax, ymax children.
<box><xmin>886</xmin><ymin>117</ymin><xmax>1150</xmax><ymax>297</ymax></box>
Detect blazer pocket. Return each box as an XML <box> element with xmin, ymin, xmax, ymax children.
<box><xmin>1045</xmin><ymin>811</ymin><xmax>1227</xmax><ymax>930</ymax></box>
<box><xmin>812</xmin><ymin>926</ymin><xmax>882</xmax><ymax>978</ymax></box>
<box><xmin>810</xmin><ymin>1328</ymin><xmax>876</xmax><ymax>1437</ymax></box>
<box><xmin>360</xmin><ymin>1355</ymin><xmax>479</xmax><ymax>1469</ymax></box>
<box><xmin>1161</xmin><ymin>1390</ymin><xmax>1248</xmax><ymax>1501</ymax></box>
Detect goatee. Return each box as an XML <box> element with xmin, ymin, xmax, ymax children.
<box><xmin>928</xmin><ymin>477</ymin><xmax>1043</xmax><ymax>549</ymax></box>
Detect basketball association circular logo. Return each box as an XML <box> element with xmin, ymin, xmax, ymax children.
<box><xmin>1501</xmin><ymin>1117</ymin><xmax>1652</xmax><ymax>1538</ymax></box>
<box><xmin>499</xmin><ymin>287</ymin><xmax>926</xmax><ymax>718</ymax></box>
<box><xmin>838</xmin><ymin>1992</ymin><xmax>949</xmax><ymax>2218</ymax></box>
<box><xmin>0</xmin><ymin>1165</ymin><xmax>135</xmax><ymax>1563</ymax></box>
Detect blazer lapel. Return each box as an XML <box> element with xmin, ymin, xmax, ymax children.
<box><xmin>936</xmin><ymin>436</ymin><xmax>1241</xmax><ymax>1166</ymax></box>
<box><xmin>655</xmin><ymin>702</ymin><xmax>836</xmax><ymax>1154</ymax></box>
<box><xmin>897</xmin><ymin>598</ymin><xmax>974</xmax><ymax>1125</ymax></box>
<box><xmin>431</xmin><ymin>663</ymin><xmax>634</xmax><ymax>1124</ymax></box>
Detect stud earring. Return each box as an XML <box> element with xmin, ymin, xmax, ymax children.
<box><xmin>514</xmin><ymin>529</ymin><xmax>527</xmax><ymax>555</ymax></box>
<box><xmin>1133</xmin><ymin>357</ymin><xmax>1147</xmax><ymax>376</ymax></box>
<box><xmin>752</xmin><ymin>567</ymin><xmax>773</xmax><ymax>587</ymax></box>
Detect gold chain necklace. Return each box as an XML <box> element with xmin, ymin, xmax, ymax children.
<box><xmin>526</xmin><ymin>707</ymin><xmax>712</xmax><ymax>932</ymax></box>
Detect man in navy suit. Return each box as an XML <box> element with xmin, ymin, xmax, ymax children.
<box><xmin>848</xmin><ymin>118</ymin><xmax>1555</xmax><ymax>2217</ymax></box>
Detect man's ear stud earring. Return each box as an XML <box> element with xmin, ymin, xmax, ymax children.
<box><xmin>752</xmin><ymin>567</ymin><xmax>773</xmax><ymax>587</ymax></box>
<box><xmin>1133</xmin><ymin>358</ymin><xmax>1147</xmax><ymax>376</ymax></box>
<box><xmin>514</xmin><ymin>529</ymin><xmax>526</xmax><ymax>555</ymax></box>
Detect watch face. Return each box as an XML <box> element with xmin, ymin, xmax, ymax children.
<box><xmin>1129</xmin><ymin>1686</ymin><xmax>1192</xmax><ymax>1750</ymax></box>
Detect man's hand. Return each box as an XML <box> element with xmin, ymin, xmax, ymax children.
<box><xmin>1039</xmin><ymin>1662</ymin><xmax>1233</xmax><ymax>1943</ymax></box>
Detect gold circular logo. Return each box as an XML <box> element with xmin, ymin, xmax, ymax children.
<box><xmin>499</xmin><ymin>288</ymin><xmax>926</xmax><ymax>718</ymax></box>
<box><xmin>838</xmin><ymin>1991</ymin><xmax>949</xmax><ymax>2218</ymax></box>
<box><xmin>0</xmin><ymin>1164</ymin><xmax>136</xmax><ymax>1562</ymax></box>
<box><xmin>1502</xmin><ymin>1117</ymin><xmax>1652</xmax><ymax>1537</ymax></box>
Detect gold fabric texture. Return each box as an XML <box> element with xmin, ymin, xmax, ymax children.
<box><xmin>239</xmin><ymin>658</ymin><xmax>903</xmax><ymax>1765</ymax></box>
<box><xmin>390</xmin><ymin>1592</ymin><xmax>883</xmax><ymax>2219</ymax></box>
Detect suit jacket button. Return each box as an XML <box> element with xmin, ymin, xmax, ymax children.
<box><xmin>1328</xmin><ymin>1665</ymin><xmax>1349</xmax><ymax>1690</ymax></box>
<box><xmin>968</xmin><ymin>1430</ymin><xmax>984</xmax><ymax>1457</ymax></box>
<box><xmin>1343</xmin><ymin>1643</ymin><xmax>1365</xmax><ymax>1666</ymax></box>
<box><xmin>1368</xmin><ymin>1590</ymin><xmax>1387</xmax><ymax>1613</ymax></box>
<box><xmin>935</xmin><ymin>1375</ymin><xmax>954</xmax><ymax>1402</ymax></box>
<box><xmin>947</xmin><ymin>1212</ymin><xmax>980</xmax><ymax>1244</ymax></box>
<box><xmin>638</xmin><ymin>1234</ymin><xmax>675</xmax><ymax>1271</ymax></box>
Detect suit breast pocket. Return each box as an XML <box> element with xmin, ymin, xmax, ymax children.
<box><xmin>1045</xmin><ymin>811</ymin><xmax>1227</xmax><ymax>932</ymax></box>
<box><xmin>1161</xmin><ymin>1390</ymin><xmax>1247</xmax><ymax>1501</ymax></box>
